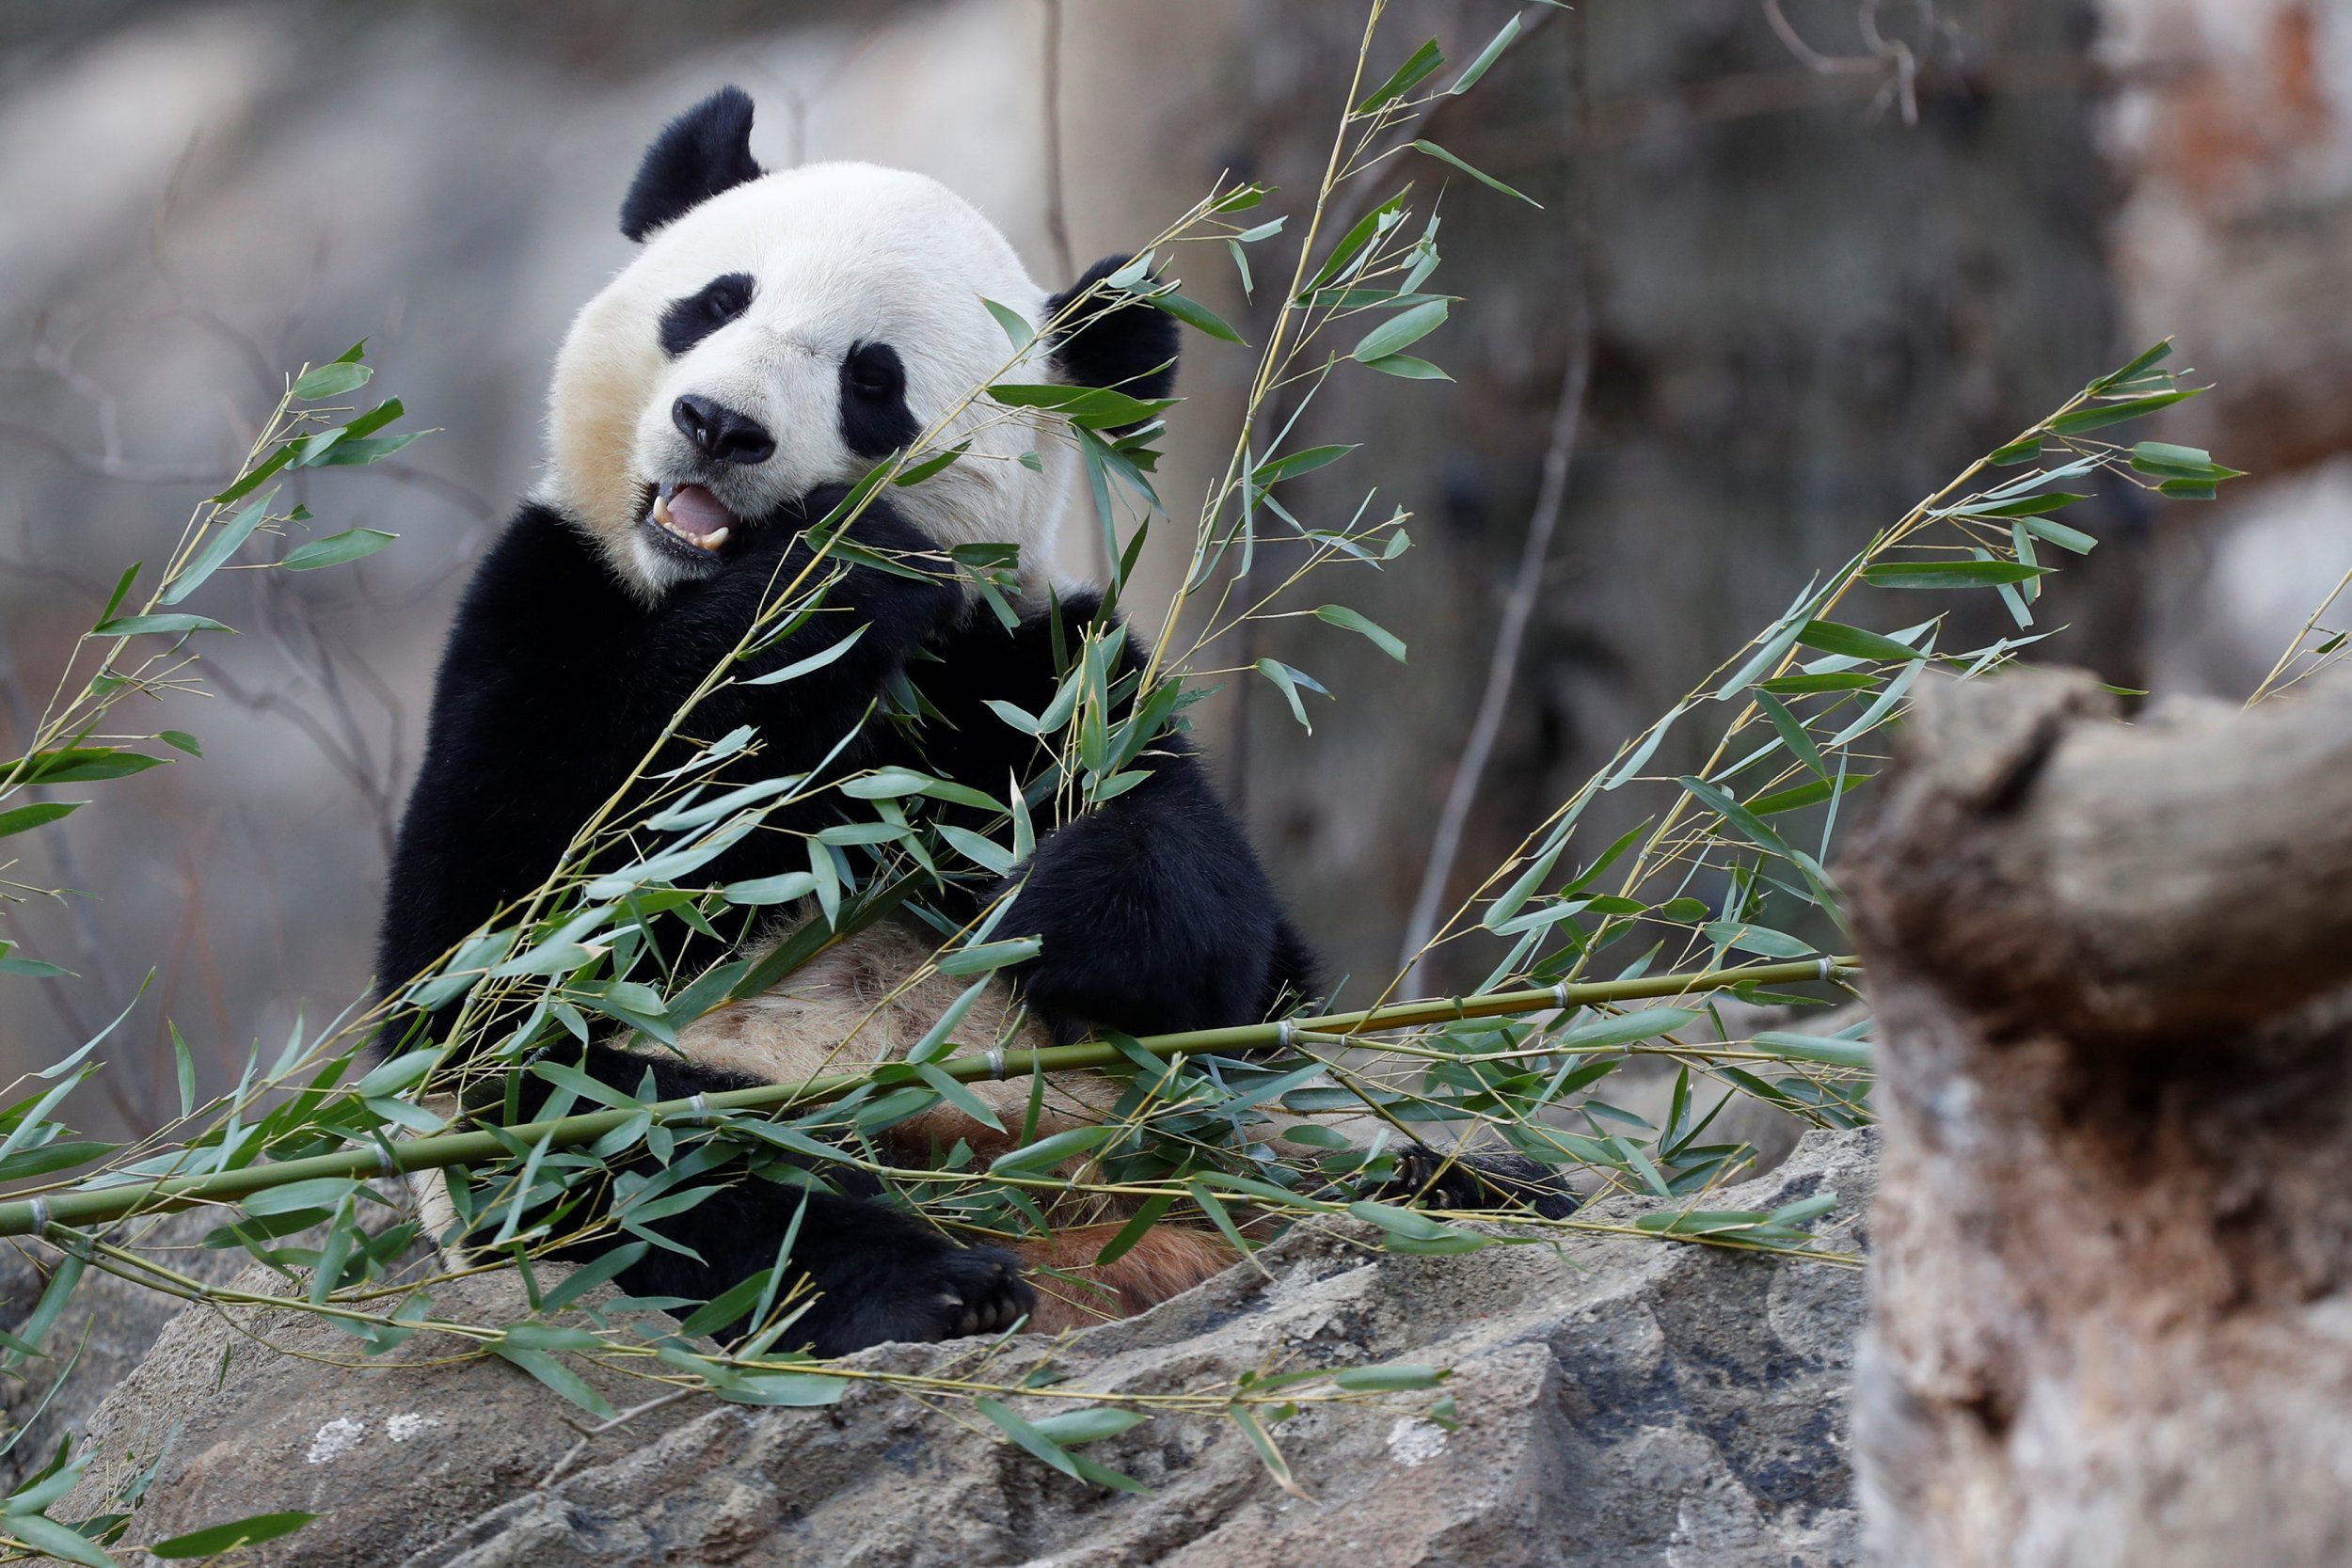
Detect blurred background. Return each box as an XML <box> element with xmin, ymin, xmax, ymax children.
<box><xmin>0</xmin><ymin>0</ymin><xmax>2343</xmax><ymax>1135</ymax></box>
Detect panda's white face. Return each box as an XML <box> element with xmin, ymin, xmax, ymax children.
<box><xmin>547</xmin><ymin>161</ymin><xmax>1073</xmax><ymax>600</ymax></box>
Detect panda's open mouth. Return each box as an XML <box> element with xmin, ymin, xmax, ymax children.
<box><xmin>645</xmin><ymin>482</ymin><xmax>739</xmax><ymax>557</ymax></box>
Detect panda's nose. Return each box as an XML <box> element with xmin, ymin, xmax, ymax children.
<box><xmin>672</xmin><ymin>394</ymin><xmax>775</xmax><ymax>466</ymax></box>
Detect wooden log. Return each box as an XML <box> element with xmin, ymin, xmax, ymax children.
<box><xmin>1842</xmin><ymin>667</ymin><xmax>2352</xmax><ymax>1567</ymax></box>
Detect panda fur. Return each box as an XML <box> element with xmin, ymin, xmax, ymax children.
<box><xmin>378</xmin><ymin>87</ymin><xmax>1560</xmax><ymax>1356</ymax></box>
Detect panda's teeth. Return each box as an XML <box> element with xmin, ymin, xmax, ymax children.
<box><xmin>699</xmin><ymin>526</ymin><xmax>731</xmax><ymax>550</ymax></box>
<box><xmin>650</xmin><ymin>491</ymin><xmax>675</xmax><ymax>528</ymax></box>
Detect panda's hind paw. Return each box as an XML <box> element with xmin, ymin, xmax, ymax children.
<box><xmin>1378</xmin><ymin>1145</ymin><xmax>1580</xmax><ymax>1221</ymax></box>
<box><xmin>926</xmin><ymin>1244</ymin><xmax>1034</xmax><ymax>1340</ymax></box>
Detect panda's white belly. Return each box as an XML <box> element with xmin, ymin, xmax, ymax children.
<box><xmin>655</xmin><ymin>913</ymin><xmax>1121</xmax><ymax>1161</ymax></box>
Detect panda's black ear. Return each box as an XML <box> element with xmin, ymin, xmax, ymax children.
<box><xmin>619</xmin><ymin>87</ymin><xmax>764</xmax><ymax>243</ymax></box>
<box><xmin>1046</xmin><ymin>256</ymin><xmax>1180</xmax><ymax>400</ymax></box>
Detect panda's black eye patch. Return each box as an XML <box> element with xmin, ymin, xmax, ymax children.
<box><xmin>843</xmin><ymin>341</ymin><xmax>904</xmax><ymax>401</ymax></box>
<box><xmin>838</xmin><ymin>341</ymin><xmax>918</xmax><ymax>458</ymax></box>
<box><xmin>659</xmin><ymin>272</ymin><xmax>755</xmax><ymax>357</ymax></box>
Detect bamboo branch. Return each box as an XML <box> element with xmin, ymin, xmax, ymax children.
<box><xmin>0</xmin><ymin>958</ymin><xmax>1853</xmax><ymax>1239</ymax></box>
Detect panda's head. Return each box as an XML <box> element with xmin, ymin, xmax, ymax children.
<box><xmin>545</xmin><ymin>87</ymin><xmax>1177</xmax><ymax>601</ymax></box>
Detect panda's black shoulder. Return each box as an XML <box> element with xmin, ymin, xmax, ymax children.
<box><xmin>442</xmin><ymin>501</ymin><xmax>646</xmax><ymax>670</ymax></box>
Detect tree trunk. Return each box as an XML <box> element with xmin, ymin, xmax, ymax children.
<box><xmin>1842</xmin><ymin>667</ymin><xmax>2352</xmax><ymax>1566</ymax></box>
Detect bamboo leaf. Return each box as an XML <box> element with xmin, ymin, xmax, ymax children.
<box><xmin>1943</xmin><ymin>492</ymin><xmax>2089</xmax><ymax>520</ymax></box>
<box><xmin>895</xmin><ymin>442</ymin><xmax>973</xmax><ymax>487</ymax></box>
<box><xmin>1228</xmin><ymin>1404</ymin><xmax>1311</xmax><ymax>1500</ymax></box>
<box><xmin>293</xmin><ymin>361</ymin><xmax>373</xmax><ymax>400</ymax></box>
<box><xmin>92</xmin><ymin>613</ymin><xmax>230</xmax><ymax>639</ymax></box>
<box><xmin>1753</xmin><ymin>691</ymin><xmax>1826</xmax><ymax>780</ymax></box>
<box><xmin>1859</xmin><ymin>561</ymin><xmax>2047</xmax><ymax>590</ymax></box>
<box><xmin>938</xmin><ymin>937</ymin><xmax>1041</xmax><ymax>977</ymax></box>
<box><xmin>914</xmin><ymin>1064</ymin><xmax>1008</xmax><ymax>1133</ymax></box>
<box><xmin>4</xmin><ymin>1512</ymin><xmax>117</xmax><ymax>1567</ymax></box>
<box><xmin>1350</xmin><ymin>299</ymin><xmax>1448</xmax><ymax>364</ymax></box>
<box><xmin>980</xmin><ymin>297</ymin><xmax>1035</xmax><ymax>350</ymax></box>
<box><xmin>1559</xmin><ymin>1007</ymin><xmax>1694</xmax><ymax>1050</ymax></box>
<box><xmin>2046</xmin><ymin>389</ymin><xmax>2193</xmax><ymax>434</ymax></box>
<box><xmin>1752</xmin><ymin>1031</ymin><xmax>1870</xmax><ymax>1069</ymax></box>
<box><xmin>1677</xmin><ymin>775</ymin><xmax>1798</xmax><ymax>863</ymax></box>
<box><xmin>1028</xmin><ymin>1406</ymin><xmax>1149</xmax><ymax>1446</ymax></box>
<box><xmin>161</xmin><ymin>489</ymin><xmax>277</xmax><ymax>605</ymax></box>
<box><xmin>1357</xmin><ymin>39</ymin><xmax>1445</xmax><ymax>112</ymax></box>
<box><xmin>722</xmin><ymin>871</ymin><xmax>819</xmax><ymax>906</ymax></box>
<box><xmin>1090</xmin><ymin>1191</ymin><xmax>1178</xmax><ymax>1267</ymax></box>
<box><xmin>720</xmin><ymin>1371</ymin><xmax>850</xmax><ymax>1406</ymax></box>
<box><xmin>989</xmin><ymin>1124</ymin><xmax>1109</xmax><ymax>1174</ymax></box>
<box><xmin>1346</xmin><ymin>1200</ymin><xmax>1491</xmax><ymax>1253</ymax></box>
<box><xmin>1794</xmin><ymin>620</ymin><xmax>1929</xmax><ymax>663</ymax></box>
<box><xmin>1331</xmin><ymin>1363</ymin><xmax>1450</xmax><ymax>1391</ymax></box>
<box><xmin>1314</xmin><ymin>604</ymin><xmax>1406</xmax><ymax>661</ymax></box>
<box><xmin>1450</xmin><ymin>13</ymin><xmax>1521</xmax><ymax>93</ymax></box>
<box><xmin>1358</xmin><ymin>353</ymin><xmax>1451</xmax><ymax>380</ymax></box>
<box><xmin>2017</xmin><ymin>514</ymin><xmax>2097</xmax><ymax>555</ymax></box>
<box><xmin>281</xmin><ymin>529</ymin><xmax>397</xmax><ymax>570</ymax></box>
<box><xmin>493</xmin><ymin>1344</ymin><xmax>617</xmax><ymax>1420</ymax></box>
<box><xmin>743</xmin><ymin>629</ymin><xmax>866</xmax><ymax>690</ymax></box>
<box><xmin>1150</xmin><ymin>291</ymin><xmax>1247</xmax><ymax>344</ymax></box>
<box><xmin>1409</xmin><ymin>139</ymin><xmax>1540</xmax><ymax>207</ymax></box>
<box><xmin>1251</xmin><ymin>445</ymin><xmax>1357</xmax><ymax>485</ymax></box>
<box><xmin>2090</xmin><ymin>341</ymin><xmax>2171</xmax><ymax>391</ymax></box>
<box><xmin>1254</xmin><ymin>658</ymin><xmax>1327</xmax><ymax>732</ymax></box>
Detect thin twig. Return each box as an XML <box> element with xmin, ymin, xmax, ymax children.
<box><xmin>2247</xmin><ymin>560</ymin><xmax>2352</xmax><ymax>706</ymax></box>
<box><xmin>0</xmin><ymin>607</ymin><xmax>152</xmax><ymax>1131</ymax></box>
<box><xmin>1399</xmin><ymin>8</ymin><xmax>1593</xmax><ymax>990</ymax></box>
<box><xmin>1038</xmin><ymin>0</ymin><xmax>1076</xmax><ymax>286</ymax></box>
<box><xmin>1759</xmin><ymin>0</ymin><xmax>1931</xmax><ymax>125</ymax></box>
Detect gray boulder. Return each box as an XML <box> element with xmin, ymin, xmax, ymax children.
<box><xmin>0</xmin><ymin>1207</ymin><xmax>314</xmax><ymax>1493</ymax></box>
<box><xmin>66</xmin><ymin>1129</ymin><xmax>1872</xmax><ymax>1566</ymax></box>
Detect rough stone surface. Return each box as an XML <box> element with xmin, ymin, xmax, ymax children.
<box><xmin>57</xmin><ymin>1265</ymin><xmax>708</xmax><ymax>1566</ymax></box>
<box><xmin>0</xmin><ymin>1208</ymin><xmax>285</xmax><ymax>1492</ymax></box>
<box><xmin>60</xmin><ymin>1130</ymin><xmax>1873</xmax><ymax>1566</ymax></box>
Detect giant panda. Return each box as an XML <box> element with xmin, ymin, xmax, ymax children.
<box><xmin>376</xmin><ymin>87</ymin><xmax>1558</xmax><ymax>1358</ymax></box>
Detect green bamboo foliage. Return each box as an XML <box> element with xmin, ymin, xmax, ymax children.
<box><xmin>0</xmin><ymin>6</ymin><xmax>2255</xmax><ymax>1552</ymax></box>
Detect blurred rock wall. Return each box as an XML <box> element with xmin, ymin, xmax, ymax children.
<box><xmin>2098</xmin><ymin>0</ymin><xmax>2352</xmax><ymax>696</ymax></box>
<box><xmin>1222</xmin><ymin>0</ymin><xmax>2121</xmax><ymax>995</ymax></box>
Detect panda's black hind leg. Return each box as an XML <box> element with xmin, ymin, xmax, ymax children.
<box><xmin>1377</xmin><ymin>1145</ymin><xmax>1580</xmax><ymax>1221</ymax></box>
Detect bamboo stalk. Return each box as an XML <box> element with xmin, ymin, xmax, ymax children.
<box><xmin>0</xmin><ymin>957</ymin><xmax>1853</xmax><ymax>1239</ymax></box>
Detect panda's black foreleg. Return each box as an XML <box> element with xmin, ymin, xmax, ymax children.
<box><xmin>588</xmin><ymin>1175</ymin><xmax>1032</xmax><ymax>1356</ymax></box>
<box><xmin>502</xmin><ymin>1042</ymin><xmax>1032</xmax><ymax>1354</ymax></box>
<box><xmin>999</xmin><ymin>753</ymin><xmax>1317</xmax><ymax>1042</ymax></box>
